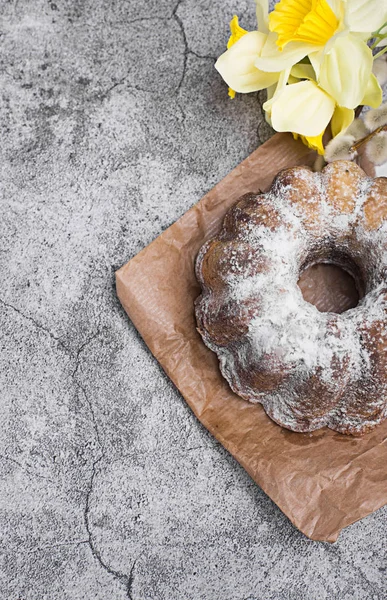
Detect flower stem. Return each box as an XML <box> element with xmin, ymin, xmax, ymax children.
<box><xmin>372</xmin><ymin>22</ymin><xmax>387</xmax><ymax>37</ymax></box>
<box><xmin>370</xmin><ymin>23</ymin><xmax>387</xmax><ymax>51</ymax></box>
<box><xmin>371</xmin><ymin>37</ymin><xmax>384</xmax><ymax>50</ymax></box>
<box><xmin>373</xmin><ymin>46</ymin><xmax>387</xmax><ymax>60</ymax></box>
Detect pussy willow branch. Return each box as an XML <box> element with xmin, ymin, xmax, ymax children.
<box><xmin>351</xmin><ymin>125</ymin><xmax>387</xmax><ymax>153</ymax></box>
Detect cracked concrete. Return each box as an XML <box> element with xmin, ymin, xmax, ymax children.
<box><xmin>1</xmin><ymin>0</ymin><xmax>387</xmax><ymax>598</ymax></box>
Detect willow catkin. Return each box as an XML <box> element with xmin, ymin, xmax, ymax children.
<box><xmin>365</xmin><ymin>132</ymin><xmax>387</xmax><ymax>165</ymax></box>
<box><xmin>324</xmin><ymin>135</ymin><xmax>356</xmax><ymax>163</ymax></box>
<box><xmin>364</xmin><ymin>104</ymin><xmax>387</xmax><ymax>131</ymax></box>
<box><xmin>345</xmin><ymin>118</ymin><xmax>369</xmax><ymax>140</ymax></box>
<box><xmin>373</xmin><ymin>57</ymin><xmax>387</xmax><ymax>87</ymax></box>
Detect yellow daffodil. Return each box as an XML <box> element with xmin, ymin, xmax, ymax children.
<box><xmin>215</xmin><ymin>0</ymin><xmax>387</xmax><ymax>157</ymax></box>
<box><xmin>345</xmin><ymin>0</ymin><xmax>387</xmax><ymax>34</ymax></box>
<box><xmin>292</xmin><ymin>103</ymin><xmax>355</xmax><ymax>156</ymax></box>
<box><xmin>215</xmin><ymin>30</ymin><xmax>280</xmax><ymax>95</ymax></box>
<box><xmin>269</xmin><ymin>0</ymin><xmax>339</xmax><ymax>51</ymax></box>
<box><xmin>227</xmin><ymin>15</ymin><xmax>247</xmax><ymax>50</ymax></box>
<box><xmin>226</xmin><ymin>16</ymin><xmax>248</xmax><ymax>98</ymax></box>
<box><xmin>255</xmin><ymin>0</ymin><xmax>386</xmax><ymax>109</ymax></box>
<box><xmin>265</xmin><ymin>77</ymin><xmax>335</xmax><ymax>137</ymax></box>
<box><xmin>215</xmin><ymin>4</ymin><xmax>281</xmax><ymax>99</ymax></box>
<box><xmin>263</xmin><ymin>64</ymin><xmax>381</xmax><ymax>154</ymax></box>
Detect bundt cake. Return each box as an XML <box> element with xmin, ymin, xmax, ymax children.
<box><xmin>195</xmin><ymin>161</ymin><xmax>387</xmax><ymax>435</ymax></box>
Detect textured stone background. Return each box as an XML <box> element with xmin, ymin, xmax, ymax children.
<box><xmin>1</xmin><ymin>0</ymin><xmax>387</xmax><ymax>598</ymax></box>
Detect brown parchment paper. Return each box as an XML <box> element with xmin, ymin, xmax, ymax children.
<box><xmin>116</xmin><ymin>133</ymin><xmax>387</xmax><ymax>543</ymax></box>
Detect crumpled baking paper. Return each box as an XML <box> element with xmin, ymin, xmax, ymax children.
<box><xmin>116</xmin><ymin>133</ymin><xmax>387</xmax><ymax>542</ymax></box>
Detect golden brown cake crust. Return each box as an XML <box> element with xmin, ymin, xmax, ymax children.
<box><xmin>195</xmin><ymin>161</ymin><xmax>387</xmax><ymax>435</ymax></box>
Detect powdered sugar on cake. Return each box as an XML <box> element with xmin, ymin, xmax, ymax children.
<box><xmin>195</xmin><ymin>161</ymin><xmax>387</xmax><ymax>435</ymax></box>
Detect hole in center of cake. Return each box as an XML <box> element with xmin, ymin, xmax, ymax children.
<box><xmin>298</xmin><ymin>262</ymin><xmax>364</xmax><ymax>314</ymax></box>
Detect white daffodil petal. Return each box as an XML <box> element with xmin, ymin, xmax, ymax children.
<box><xmin>326</xmin><ymin>0</ymin><xmax>343</xmax><ymax>18</ymax></box>
<box><xmin>324</xmin><ymin>25</ymin><xmax>351</xmax><ymax>53</ymax></box>
<box><xmin>265</xmin><ymin>83</ymin><xmax>276</xmax><ymax>126</ymax></box>
<box><xmin>266</xmin><ymin>83</ymin><xmax>277</xmax><ymax>102</ymax></box>
<box><xmin>291</xmin><ymin>64</ymin><xmax>316</xmax><ymax>81</ymax></box>
<box><xmin>351</xmin><ymin>31</ymin><xmax>372</xmax><ymax>42</ymax></box>
<box><xmin>263</xmin><ymin>68</ymin><xmax>291</xmax><ymax>113</ymax></box>
<box><xmin>319</xmin><ymin>34</ymin><xmax>373</xmax><ymax>109</ymax></box>
<box><xmin>309</xmin><ymin>50</ymin><xmax>323</xmax><ymax>79</ymax></box>
<box><xmin>270</xmin><ymin>80</ymin><xmax>335</xmax><ymax>137</ymax></box>
<box><xmin>255</xmin><ymin>32</ymin><xmax>319</xmax><ymax>72</ymax></box>
<box><xmin>215</xmin><ymin>31</ymin><xmax>280</xmax><ymax>93</ymax></box>
<box><xmin>345</xmin><ymin>0</ymin><xmax>387</xmax><ymax>33</ymax></box>
<box><xmin>331</xmin><ymin>106</ymin><xmax>355</xmax><ymax>137</ymax></box>
<box><xmin>256</xmin><ymin>0</ymin><xmax>269</xmax><ymax>34</ymax></box>
<box><xmin>361</xmin><ymin>73</ymin><xmax>383</xmax><ymax>108</ymax></box>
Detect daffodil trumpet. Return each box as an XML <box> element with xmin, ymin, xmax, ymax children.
<box><xmin>215</xmin><ymin>0</ymin><xmax>387</xmax><ymax>165</ymax></box>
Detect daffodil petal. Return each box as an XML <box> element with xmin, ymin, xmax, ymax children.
<box><xmin>309</xmin><ymin>27</ymin><xmax>351</xmax><ymax>77</ymax></box>
<box><xmin>215</xmin><ymin>31</ymin><xmax>280</xmax><ymax>93</ymax></box>
<box><xmin>263</xmin><ymin>68</ymin><xmax>291</xmax><ymax>113</ymax></box>
<box><xmin>291</xmin><ymin>63</ymin><xmax>316</xmax><ymax>81</ymax></box>
<box><xmin>309</xmin><ymin>50</ymin><xmax>323</xmax><ymax>79</ymax></box>
<box><xmin>361</xmin><ymin>73</ymin><xmax>383</xmax><ymax>108</ymax></box>
<box><xmin>293</xmin><ymin>132</ymin><xmax>325</xmax><ymax>155</ymax></box>
<box><xmin>288</xmin><ymin>74</ymin><xmax>300</xmax><ymax>85</ymax></box>
<box><xmin>304</xmin><ymin>134</ymin><xmax>325</xmax><ymax>156</ymax></box>
<box><xmin>266</xmin><ymin>83</ymin><xmax>277</xmax><ymax>106</ymax></box>
<box><xmin>318</xmin><ymin>34</ymin><xmax>373</xmax><ymax>108</ymax></box>
<box><xmin>345</xmin><ymin>0</ymin><xmax>387</xmax><ymax>33</ymax></box>
<box><xmin>256</xmin><ymin>0</ymin><xmax>269</xmax><ymax>34</ymax></box>
<box><xmin>227</xmin><ymin>15</ymin><xmax>247</xmax><ymax>49</ymax></box>
<box><xmin>324</xmin><ymin>25</ymin><xmax>351</xmax><ymax>53</ymax></box>
<box><xmin>264</xmin><ymin>83</ymin><xmax>277</xmax><ymax>125</ymax></box>
<box><xmin>331</xmin><ymin>106</ymin><xmax>355</xmax><ymax>137</ymax></box>
<box><xmin>326</xmin><ymin>0</ymin><xmax>343</xmax><ymax>18</ymax></box>
<box><xmin>255</xmin><ymin>32</ymin><xmax>320</xmax><ymax>72</ymax></box>
<box><xmin>270</xmin><ymin>80</ymin><xmax>335</xmax><ymax>137</ymax></box>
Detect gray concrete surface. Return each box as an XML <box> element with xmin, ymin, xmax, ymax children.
<box><xmin>0</xmin><ymin>0</ymin><xmax>386</xmax><ymax>598</ymax></box>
